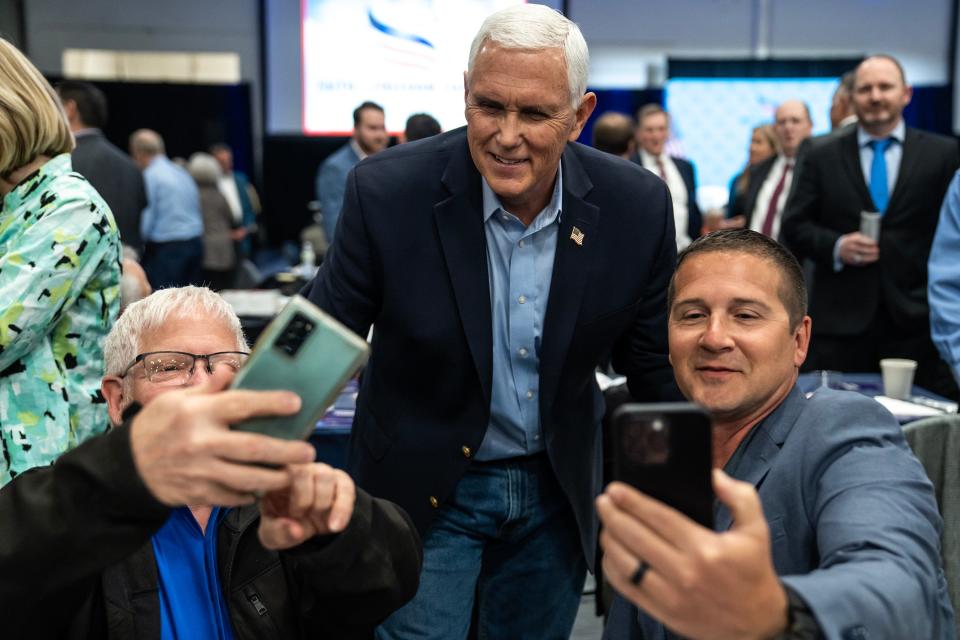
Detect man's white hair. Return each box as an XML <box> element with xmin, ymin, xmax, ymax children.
<box><xmin>104</xmin><ymin>286</ymin><xmax>249</xmax><ymax>376</ymax></box>
<box><xmin>467</xmin><ymin>4</ymin><xmax>589</xmax><ymax>109</ymax></box>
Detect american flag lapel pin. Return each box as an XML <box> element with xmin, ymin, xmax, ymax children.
<box><xmin>570</xmin><ymin>226</ymin><xmax>585</xmax><ymax>246</ymax></box>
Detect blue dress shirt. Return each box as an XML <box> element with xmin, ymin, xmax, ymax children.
<box><xmin>929</xmin><ymin>170</ymin><xmax>960</xmax><ymax>385</ymax></box>
<box><xmin>152</xmin><ymin>507</ymin><xmax>235</xmax><ymax>640</ymax></box>
<box><xmin>476</xmin><ymin>167</ymin><xmax>563</xmax><ymax>460</ymax></box>
<box><xmin>141</xmin><ymin>155</ymin><xmax>204</xmax><ymax>243</ymax></box>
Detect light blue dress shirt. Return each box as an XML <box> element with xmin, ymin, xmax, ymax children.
<box><xmin>929</xmin><ymin>170</ymin><xmax>960</xmax><ymax>385</ymax></box>
<box><xmin>141</xmin><ymin>155</ymin><xmax>204</xmax><ymax>243</ymax></box>
<box><xmin>475</xmin><ymin>167</ymin><xmax>562</xmax><ymax>461</ymax></box>
<box><xmin>833</xmin><ymin>120</ymin><xmax>906</xmax><ymax>271</ymax></box>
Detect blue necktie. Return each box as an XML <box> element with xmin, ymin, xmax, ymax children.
<box><xmin>869</xmin><ymin>138</ymin><xmax>892</xmax><ymax>213</ymax></box>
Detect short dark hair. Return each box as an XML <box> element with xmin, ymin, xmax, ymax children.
<box><xmin>208</xmin><ymin>142</ymin><xmax>231</xmax><ymax>155</ymax></box>
<box><xmin>55</xmin><ymin>80</ymin><xmax>108</xmax><ymax>129</ymax></box>
<box><xmin>404</xmin><ymin>113</ymin><xmax>441</xmax><ymax>142</ymax></box>
<box><xmin>353</xmin><ymin>101</ymin><xmax>384</xmax><ymax>127</ymax></box>
<box><xmin>592</xmin><ymin>112</ymin><xmax>635</xmax><ymax>156</ymax></box>
<box><xmin>668</xmin><ymin>229</ymin><xmax>808</xmax><ymax>329</ymax></box>
<box><xmin>636</xmin><ymin>103</ymin><xmax>667</xmax><ymax>127</ymax></box>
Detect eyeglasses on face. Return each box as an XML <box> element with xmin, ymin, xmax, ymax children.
<box><xmin>120</xmin><ymin>351</ymin><xmax>250</xmax><ymax>385</ymax></box>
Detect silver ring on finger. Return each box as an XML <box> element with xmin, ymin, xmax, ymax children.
<box><xmin>854</xmin><ymin>253</ymin><xmax>861</xmax><ymax>264</ymax></box>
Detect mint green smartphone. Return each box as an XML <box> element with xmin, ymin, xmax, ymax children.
<box><xmin>229</xmin><ymin>295</ymin><xmax>369</xmax><ymax>440</ymax></box>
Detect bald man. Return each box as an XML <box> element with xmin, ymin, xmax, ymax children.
<box><xmin>129</xmin><ymin>129</ymin><xmax>205</xmax><ymax>288</ymax></box>
<box><xmin>782</xmin><ymin>55</ymin><xmax>960</xmax><ymax>398</ymax></box>
<box><xmin>729</xmin><ymin>100</ymin><xmax>812</xmax><ymax>240</ymax></box>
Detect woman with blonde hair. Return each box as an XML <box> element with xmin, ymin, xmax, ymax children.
<box><xmin>0</xmin><ymin>38</ymin><xmax>121</xmax><ymax>484</ymax></box>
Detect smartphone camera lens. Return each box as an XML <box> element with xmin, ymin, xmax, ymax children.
<box><xmin>276</xmin><ymin>312</ymin><xmax>315</xmax><ymax>357</ymax></box>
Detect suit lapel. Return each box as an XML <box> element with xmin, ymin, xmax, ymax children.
<box><xmin>540</xmin><ymin>147</ymin><xmax>599</xmax><ymax>420</ymax></box>
<box><xmin>434</xmin><ymin>142</ymin><xmax>493</xmax><ymax>405</ymax></box>
<box><xmin>885</xmin><ymin>127</ymin><xmax>917</xmax><ymax>217</ymax></box>
<box><xmin>839</xmin><ymin>128</ymin><xmax>873</xmax><ymax>208</ymax></box>
<box><xmin>714</xmin><ymin>385</ymin><xmax>805</xmax><ymax>531</ymax></box>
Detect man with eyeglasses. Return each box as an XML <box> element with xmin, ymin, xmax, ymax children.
<box><xmin>3</xmin><ymin>286</ymin><xmax>421</xmax><ymax>639</ymax></box>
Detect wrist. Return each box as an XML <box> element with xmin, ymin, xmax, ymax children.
<box><xmin>756</xmin><ymin>582</ymin><xmax>790</xmax><ymax>639</ymax></box>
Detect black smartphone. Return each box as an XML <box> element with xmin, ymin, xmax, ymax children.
<box><xmin>610</xmin><ymin>403</ymin><xmax>714</xmax><ymax>528</ymax></box>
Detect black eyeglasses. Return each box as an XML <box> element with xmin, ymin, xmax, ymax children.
<box><xmin>120</xmin><ymin>351</ymin><xmax>250</xmax><ymax>385</ymax></box>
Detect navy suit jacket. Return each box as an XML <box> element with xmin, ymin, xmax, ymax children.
<box><xmin>303</xmin><ymin>128</ymin><xmax>679</xmax><ymax>563</ymax></box>
<box><xmin>604</xmin><ymin>385</ymin><xmax>955</xmax><ymax>640</ymax></box>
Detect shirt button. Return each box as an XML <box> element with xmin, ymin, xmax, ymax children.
<box><xmin>518</xmin><ymin>347</ymin><xmax>528</xmax><ymax>357</ymax></box>
<box><xmin>518</xmin><ymin>295</ymin><xmax>526</xmax><ymax>304</ymax></box>
<box><xmin>519</xmin><ymin>240</ymin><xmax>525</xmax><ymax>248</ymax></box>
<box><xmin>429</xmin><ymin>496</ymin><xmax>439</xmax><ymax>508</ymax></box>
<box><xmin>526</xmin><ymin>390</ymin><xmax>534</xmax><ymax>399</ymax></box>
<box><xmin>461</xmin><ymin>445</ymin><xmax>472</xmax><ymax>458</ymax></box>
<box><xmin>501</xmin><ymin>214</ymin><xmax>509</xmax><ymax>221</ymax></box>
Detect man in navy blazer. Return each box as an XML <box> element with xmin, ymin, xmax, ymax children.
<box><xmin>599</xmin><ymin>229</ymin><xmax>953</xmax><ymax>639</ymax></box>
<box><xmin>303</xmin><ymin>5</ymin><xmax>677</xmax><ymax>638</ymax></box>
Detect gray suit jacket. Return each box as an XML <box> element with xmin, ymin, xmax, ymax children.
<box><xmin>604</xmin><ymin>385</ymin><xmax>955</xmax><ymax>640</ymax></box>
<box><xmin>71</xmin><ymin>130</ymin><xmax>147</xmax><ymax>252</ymax></box>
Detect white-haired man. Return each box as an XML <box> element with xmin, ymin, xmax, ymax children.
<box><xmin>3</xmin><ymin>286</ymin><xmax>421</xmax><ymax>638</ymax></box>
<box><xmin>303</xmin><ymin>4</ymin><xmax>678</xmax><ymax>637</ymax></box>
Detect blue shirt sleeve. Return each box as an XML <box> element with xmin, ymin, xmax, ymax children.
<box><xmin>929</xmin><ymin>170</ymin><xmax>960</xmax><ymax>384</ymax></box>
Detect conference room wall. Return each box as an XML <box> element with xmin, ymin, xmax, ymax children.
<box><xmin>20</xmin><ymin>0</ymin><xmax>264</xmax><ymax>177</ymax></box>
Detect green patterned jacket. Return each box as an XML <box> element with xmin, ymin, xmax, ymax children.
<box><xmin>0</xmin><ymin>154</ymin><xmax>121</xmax><ymax>484</ymax></box>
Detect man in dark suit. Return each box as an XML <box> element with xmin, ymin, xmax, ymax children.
<box><xmin>729</xmin><ymin>100</ymin><xmax>812</xmax><ymax>240</ymax></box>
<box><xmin>631</xmin><ymin>104</ymin><xmax>702</xmax><ymax>248</ymax></box>
<box><xmin>302</xmin><ymin>5</ymin><xmax>677</xmax><ymax>638</ymax></box>
<box><xmin>57</xmin><ymin>81</ymin><xmax>148</xmax><ymax>253</ymax></box>
<box><xmin>599</xmin><ymin>230</ymin><xmax>952</xmax><ymax>640</ymax></box>
<box><xmin>781</xmin><ymin>55</ymin><xmax>960</xmax><ymax>397</ymax></box>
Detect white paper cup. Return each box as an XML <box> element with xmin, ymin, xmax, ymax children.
<box><xmin>880</xmin><ymin>358</ymin><xmax>917</xmax><ymax>400</ymax></box>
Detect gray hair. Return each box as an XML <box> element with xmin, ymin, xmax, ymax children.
<box><xmin>129</xmin><ymin>128</ymin><xmax>164</xmax><ymax>157</ymax></box>
<box><xmin>467</xmin><ymin>4</ymin><xmax>589</xmax><ymax>108</ymax></box>
<box><xmin>104</xmin><ymin>286</ymin><xmax>248</xmax><ymax>376</ymax></box>
<box><xmin>187</xmin><ymin>151</ymin><xmax>222</xmax><ymax>186</ymax></box>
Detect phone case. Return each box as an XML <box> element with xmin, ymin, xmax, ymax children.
<box><xmin>229</xmin><ymin>295</ymin><xmax>370</xmax><ymax>440</ymax></box>
<box><xmin>610</xmin><ymin>402</ymin><xmax>714</xmax><ymax>528</ymax></box>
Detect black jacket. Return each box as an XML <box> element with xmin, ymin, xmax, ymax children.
<box><xmin>71</xmin><ymin>130</ymin><xmax>148</xmax><ymax>252</ymax></box>
<box><xmin>1</xmin><ymin>423</ymin><xmax>422</xmax><ymax>639</ymax></box>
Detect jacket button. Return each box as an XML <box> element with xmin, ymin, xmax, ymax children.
<box><xmin>461</xmin><ymin>445</ymin><xmax>472</xmax><ymax>458</ymax></box>
<box><xmin>429</xmin><ymin>496</ymin><xmax>439</xmax><ymax>508</ymax></box>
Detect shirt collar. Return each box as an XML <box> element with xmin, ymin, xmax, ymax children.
<box><xmin>73</xmin><ymin>127</ymin><xmax>100</xmax><ymax>139</ymax></box>
<box><xmin>639</xmin><ymin>149</ymin><xmax>663</xmax><ymax>165</ymax></box>
<box><xmin>481</xmin><ymin>160</ymin><xmax>563</xmax><ymax>229</ymax></box>
<box><xmin>2</xmin><ymin>153</ymin><xmax>72</xmax><ymax>212</ymax></box>
<box><xmin>349</xmin><ymin>138</ymin><xmax>368</xmax><ymax>161</ymax></box>
<box><xmin>858</xmin><ymin>119</ymin><xmax>905</xmax><ymax>147</ymax></box>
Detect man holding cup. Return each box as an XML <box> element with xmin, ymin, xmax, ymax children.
<box><xmin>781</xmin><ymin>55</ymin><xmax>960</xmax><ymax>398</ymax></box>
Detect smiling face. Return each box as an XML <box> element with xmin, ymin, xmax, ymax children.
<box><xmin>853</xmin><ymin>57</ymin><xmax>912</xmax><ymax>137</ymax></box>
<box><xmin>637</xmin><ymin>111</ymin><xmax>669</xmax><ymax>157</ymax></box>
<box><xmin>668</xmin><ymin>251</ymin><xmax>810</xmax><ymax>428</ymax></box>
<box><xmin>465</xmin><ymin>42</ymin><xmax>595</xmax><ymax>222</ymax></box>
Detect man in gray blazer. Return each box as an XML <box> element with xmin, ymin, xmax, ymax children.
<box><xmin>600</xmin><ymin>229</ymin><xmax>953</xmax><ymax>639</ymax></box>
<box><xmin>57</xmin><ymin>81</ymin><xmax>148</xmax><ymax>253</ymax></box>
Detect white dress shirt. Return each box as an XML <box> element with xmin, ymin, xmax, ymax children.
<box><xmin>749</xmin><ymin>155</ymin><xmax>795</xmax><ymax>239</ymax></box>
<box><xmin>639</xmin><ymin>150</ymin><xmax>690</xmax><ymax>249</ymax></box>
